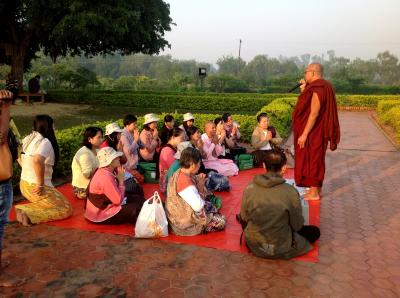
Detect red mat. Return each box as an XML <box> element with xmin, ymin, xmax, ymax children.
<box><xmin>11</xmin><ymin>168</ymin><xmax>319</xmax><ymax>262</ymax></box>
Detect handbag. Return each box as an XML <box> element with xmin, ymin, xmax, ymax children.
<box><xmin>0</xmin><ymin>142</ymin><xmax>13</xmax><ymax>181</ymax></box>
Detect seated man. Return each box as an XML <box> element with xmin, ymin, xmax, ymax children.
<box><xmin>201</xmin><ymin>121</ymin><xmax>238</xmax><ymax>177</ymax></box>
<box><xmin>221</xmin><ymin>113</ymin><xmax>246</xmax><ymax>160</ymax></box>
<box><xmin>239</xmin><ymin>149</ymin><xmax>320</xmax><ymax>259</ymax></box>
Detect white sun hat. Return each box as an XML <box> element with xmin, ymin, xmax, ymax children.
<box><xmin>174</xmin><ymin>141</ymin><xmax>193</xmax><ymax>159</ymax></box>
<box><xmin>105</xmin><ymin>122</ymin><xmax>123</xmax><ymax>136</ymax></box>
<box><xmin>143</xmin><ymin>113</ymin><xmax>160</xmax><ymax>125</ymax></box>
<box><xmin>183</xmin><ymin>113</ymin><xmax>195</xmax><ymax>122</ymax></box>
<box><xmin>97</xmin><ymin>147</ymin><xmax>123</xmax><ymax>168</ymax></box>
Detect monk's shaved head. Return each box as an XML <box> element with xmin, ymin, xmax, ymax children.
<box><xmin>307</xmin><ymin>63</ymin><xmax>324</xmax><ymax>75</ymax></box>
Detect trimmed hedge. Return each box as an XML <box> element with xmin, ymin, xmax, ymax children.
<box><xmin>46</xmin><ymin>90</ymin><xmax>296</xmax><ymax>114</ymax></box>
<box><xmin>376</xmin><ymin>100</ymin><xmax>400</xmax><ymax>142</ymax></box>
<box><xmin>336</xmin><ymin>95</ymin><xmax>400</xmax><ymax>108</ymax></box>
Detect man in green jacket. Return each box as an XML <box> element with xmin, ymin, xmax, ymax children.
<box><xmin>240</xmin><ymin>149</ymin><xmax>320</xmax><ymax>259</ymax></box>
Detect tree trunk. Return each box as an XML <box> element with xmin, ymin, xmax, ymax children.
<box><xmin>10</xmin><ymin>49</ymin><xmax>25</xmax><ymax>92</ymax></box>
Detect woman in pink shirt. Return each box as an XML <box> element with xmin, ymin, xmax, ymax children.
<box><xmin>139</xmin><ymin>113</ymin><xmax>161</xmax><ymax>162</ymax></box>
<box><xmin>85</xmin><ymin>147</ymin><xmax>143</xmax><ymax>224</ymax></box>
<box><xmin>159</xmin><ymin>127</ymin><xmax>185</xmax><ymax>193</ymax></box>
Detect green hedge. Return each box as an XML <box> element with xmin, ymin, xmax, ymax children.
<box><xmin>376</xmin><ymin>100</ymin><xmax>400</xmax><ymax>142</ymax></box>
<box><xmin>336</xmin><ymin>95</ymin><xmax>400</xmax><ymax>107</ymax></box>
<box><xmin>46</xmin><ymin>90</ymin><xmax>296</xmax><ymax>114</ymax></box>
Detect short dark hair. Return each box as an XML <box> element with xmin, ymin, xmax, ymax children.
<box><xmin>186</xmin><ymin>126</ymin><xmax>200</xmax><ymax>140</ymax></box>
<box><xmin>214</xmin><ymin>117</ymin><xmax>222</xmax><ymax>126</ymax></box>
<box><xmin>35</xmin><ymin>75</ymin><xmax>41</xmax><ymax>79</ymax></box>
<box><xmin>180</xmin><ymin>147</ymin><xmax>201</xmax><ymax>169</ymax></box>
<box><xmin>167</xmin><ymin>127</ymin><xmax>184</xmax><ymax>141</ymax></box>
<box><xmin>123</xmin><ymin>114</ymin><xmax>137</xmax><ymax>127</ymax></box>
<box><xmin>257</xmin><ymin>112</ymin><xmax>268</xmax><ymax>123</ymax></box>
<box><xmin>83</xmin><ymin>127</ymin><xmax>103</xmax><ymax>149</ymax></box>
<box><xmin>164</xmin><ymin>115</ymin><xmax>174</xmax><ymax>123</ymax></box>
<box><xmin>222</xmin><ymin>113</ymin><xmax>231</xmax><ymax>123</ymax></box>
<box><xmin>262</xmin><ymin>148</ymin><xmax>287</xmax><ymax>172</ymax></box>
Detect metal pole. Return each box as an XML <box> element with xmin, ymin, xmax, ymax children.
<box><xmin>238</xmin><ymin>39</ymin><xmax>242</xmax><ymax>74</ymax></box>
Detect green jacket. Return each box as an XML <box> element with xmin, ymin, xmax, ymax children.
<box><xmin>240</xmin><ymin>172</ymin><xmax>312</xmax><ymax>259</ymax></box>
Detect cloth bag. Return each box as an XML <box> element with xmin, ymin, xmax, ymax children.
<box><xmin>135</xmin><ymin>191</ymin><xmax>168</xmax><ymax>238</ymax></box>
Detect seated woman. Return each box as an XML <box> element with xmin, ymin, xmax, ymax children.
<box><xmin>85</xmin><ymin>147</ymin><xmax>144</xmax><ymax>224</ymax></box>
<box><xmin>100</xmin><ymin>122</ymin><xmax>123</xmax><ymax>150</ymax></box>
<box><xmin>139</xmin><ymin>113</ymin><xmax>161</xmax><ymax>162</ymax></box>
<box><xmin>160</xmin><ymin>114</ymin><xmax>175</xmax><ymax>146</ymax></box>
<box><xmin>71</xmin><ymin>126</ymin><xmax>103</xmax><ymax>199</ymax></box>
<box><xmin>240</xmin><ymin>149</ymin><xmax>320</xmax><ymax>259</ymax></box>
<box><xmin>186</xmin><ymin>126</ymin><xmax>212</xmax><ymax>175</ymax></box>
<box><xmin>159</xmin><ymin>127</ymin><xmax>185</xmax><ymax>193</ymax></box>
<box><xmin>201</xmin><ymin>121</ymin><xmax>239</xmax><ymax>177</ymax></box>
<box><xmin>221</xmin><ymin>113</ymin><xmax>247</xmax><ymax>159</ymax></box>
<box><xmin>251</xmin><ymin>112</ymin><xmax>283</xmax><ymax>167</ymax></box>
<box><xmin>179</xmin><ymin>113</ymin><xmax>195</xmax><ymax>141</ymax></box>
<box><xmin>165</xmin><ymin>141</ymin><xmax>193</xmax><ymax>191</ymax></box>
<box><xmin>120</xmin><ymin>114</ymin><xmax>144</xmax><ymax>183</ymax></box>
<box><xmin>16</xmin><ymin>115</ymin><xmax>73</xmax><ymax>226</ymax></box>
<box><xmin>166</xmin><ymin>147</ymin><xmax>226</xmax><ymax>236</ymax></box>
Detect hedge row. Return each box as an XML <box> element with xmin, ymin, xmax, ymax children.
<box><xmin>51</xmin><ymin>97</ymin><xmax>295</xmax><ymax>177</ymax></box>
<box><xmin>46</xmin><ymin>90</ymin><xmax>295</xmax><ymax>114</ymax></box>
<box><xmin>377</xmin><ymin>100</ymin><xmax>400</xmax><ymax>142</ymax></box>
<box><xmin>336</xmin><ymin>95</ymin><xmax>400</xmax><ymax>107</ymax></box>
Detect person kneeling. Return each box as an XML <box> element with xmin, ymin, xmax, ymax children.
<box><xmin>166</xmin><ymin>147</ymin><xmax>226</xmax><ymax>236</ymax></box>
<box><xmin>240</xmin><ymin>149</ymin><xmax>320</xmax><ymax>259</ymax></box>
<box><xmin>85</xmin><ymin>147</ymin><xmax>144</xmax><ymax>224</ymax></box>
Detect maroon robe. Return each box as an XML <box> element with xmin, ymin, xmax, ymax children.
<box><xmin>292</xmin><ymin>79</ymin><xmax>340</xmax><ymax>187</ymax></box>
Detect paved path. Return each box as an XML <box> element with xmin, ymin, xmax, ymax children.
<box><xmin>1</xmin><ymin>111</ymin><xmax>400</xmax><ymax>297</ymax></box>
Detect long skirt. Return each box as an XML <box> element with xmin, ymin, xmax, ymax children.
<box><xmin>17</xmin><ymin>180</ymin><xmax>73</xmax><ymax>224</ymax></box>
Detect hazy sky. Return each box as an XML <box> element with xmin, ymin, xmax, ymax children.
<box><xmin>161</xmin><ymin>0</ymin><xmax>400</xmax><ymax>64</ymax></box>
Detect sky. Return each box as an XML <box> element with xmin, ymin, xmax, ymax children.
<box><xmin>161</xmin><ymin>0</ymin><xmax>400</xmax><ymax>64</ymax></box>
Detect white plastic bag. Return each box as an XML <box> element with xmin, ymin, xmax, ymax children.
<box><xmin>135</xmin><ymin>191</ymin><xmax>168</xmax><ymax>238</ymax></box>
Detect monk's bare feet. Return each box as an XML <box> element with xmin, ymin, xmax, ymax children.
<box><xmin>304</xmin><ymin>187</ymin><xmax>320</xmax><ymax>200</ymax></box>
<box><xmin>0</xmin><ymin>271</ymin><xmax>26</xmax><ymax>287</ymax></box>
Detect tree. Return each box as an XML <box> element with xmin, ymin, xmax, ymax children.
<box><xmin>0</xmin><ymin>0</ymin><xmax>172</xmax><ymax>90</ymax></box>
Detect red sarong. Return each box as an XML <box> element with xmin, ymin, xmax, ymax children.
<box><xmin>292</xmin><ymin>79</ymin><xmax>340</xmax><ymax>187</ymax></box>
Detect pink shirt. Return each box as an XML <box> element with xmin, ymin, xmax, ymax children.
<box><xmin>85</xmin><ymin>167</ymin><xmax>126</xmax><ymax>223</ymax></box>
<box><xmin>159</xmin><ymin>145</ymin><xmax>176</xmax><ymax>192</ymax></box>
<box><xmin>139</xmin><ymin>129</ymin><xmax>161</xmax><ymax>161</ymax></box>
<box><xmin>201</xmin><ymin>133</ymin><xmax>224</xmax><ymax>161</ymax></box>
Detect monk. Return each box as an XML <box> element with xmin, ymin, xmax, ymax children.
<box><xmin>292</xmin><ymin>63</ymin><xmax>340</xmax><ymax>200</ymax></box>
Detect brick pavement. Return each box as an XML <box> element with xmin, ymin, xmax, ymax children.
<box><xmin>1</xmin><ymin>111</ymin><xmax>400</xmax><ymax>297</ymax></box>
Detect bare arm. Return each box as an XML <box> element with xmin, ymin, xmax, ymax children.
<box><xmin>297</xmin><ymin>92</ymin><xmax>320</xmax><ymax>149</ymax></box>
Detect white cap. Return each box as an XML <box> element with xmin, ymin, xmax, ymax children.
<box><xmin>183</xmin><ymin>113</ymin><xmax>195</xmax><ymax>122</ymax></box>
<box><xmin>105</xmin><ymin>122</ymin><xmax>123</xmax><ymax>136</ymax></box>
<box><xmin>143</xmin><ymin>113</ymin><xmax>160</xmax><ymax>125</ymax></box>
<box><xmin>174</xmin><ymin>141</ymin><xmax>193</xmax><ymax>159</ymax></box>
<box><xmin>97</xmin><ymin>147</ymin><xmax>123</xmax><ymax>168</ymax></box>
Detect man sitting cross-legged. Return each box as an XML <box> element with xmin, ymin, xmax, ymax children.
<box><xmin>239</xmin><ymin>148</ymin><xmax>320</xmax><ymax>259</ymax></box>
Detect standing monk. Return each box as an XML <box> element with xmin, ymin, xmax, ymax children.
<box><xmin>292</xmin><ymin>63</ymin><xmax>340</xmax><ymax>199</ymax></box>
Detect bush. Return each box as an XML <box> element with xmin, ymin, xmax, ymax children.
<box><xmin>336</xmin><ymin>95</ymin><xmax>400</xmax><ymax>107</ymax></box>
<box><xmin>377</xmin><ymin>100</ymin><xmax>400</xmax><ymax>142</ymax></box>
<box><xmin>46</xmin><ymin>90</ymin><xmax>296</xmax><ymax>114</ymax></box>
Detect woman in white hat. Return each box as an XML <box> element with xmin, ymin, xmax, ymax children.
<box><xmin>179</xmin><ymin>113</ymin><xmax>195</xmax><ymax>141</ymax></box>
<box><xmin>100</xmin><ymin>122</ymin><xmax>124</xmax><ymax>150</ymax></box>
<box><xmin>85</xmin><ymin>147</ymin><xmax>143</xmax><ymax>224</ymax></box>
<box><xmin>139</xmin><ymin>113</ymin><xmax>161</xmax><ymax>162</ymax></box>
